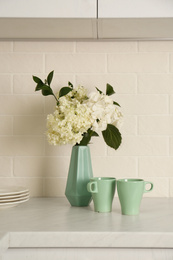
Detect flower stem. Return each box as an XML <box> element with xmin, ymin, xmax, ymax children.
<box><xmin>53</xmin><ymin>93</ymin><xmax>58</xmax><ymax>103</ymax></box>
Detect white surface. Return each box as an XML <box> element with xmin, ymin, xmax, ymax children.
<box><xmin>0</xmin><ymin>198</ymin><xmax>173</xmax><ymax>249</ymax></box>
<box><xmin>98</xmin><ymin>0</ymin><xmax>173</xmax><ymax>18</ymax></box>
<box><xmin>0</xmin><ymin>0</ymin><xmax>96</xmax><ymax>18</ymax></box>
<box><xmin>3</xmin><ymin>248</ymin><xmax>173</xmax><ymax>260</ymax></box>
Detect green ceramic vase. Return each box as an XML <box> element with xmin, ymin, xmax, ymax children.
<box><xmin>65</xmin><ymin>145</ymin><xmax>93</xmax><ymax>207</ymax></box>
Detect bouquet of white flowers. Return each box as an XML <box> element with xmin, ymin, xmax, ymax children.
<box><xmin>33</xmin><ymin>71</ymin><xmax>123</xmax><ymax>150</ymax></box>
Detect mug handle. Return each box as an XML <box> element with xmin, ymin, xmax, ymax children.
<box><xmin>87</xmin><ymin>182</ymin><xmax>98</xmax><ymax>193</ymax></box>
<box><xmin>144</xmin><ymin>181</ymin><xmax>154</xmax><ymax>193</ymax></box>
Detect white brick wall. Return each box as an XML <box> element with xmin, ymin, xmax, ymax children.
<box><xmin>0</xmin><ymin>40</ymin><xmax>173</xmax><ymax>197</ymax></box>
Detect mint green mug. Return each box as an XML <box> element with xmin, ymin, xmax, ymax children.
<box><xmin>117</xmin><ymin>178</ymin><xmax>154</xmax><ymax>215</ymax></box>
<box><xmin>87</xmin><ymin>177</ymin><xmax>116</xmax><ymax>213</ymax></box>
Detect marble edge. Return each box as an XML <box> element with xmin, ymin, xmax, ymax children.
<box><xmin>8</xmin><ymin>231</ymin><xmax>173</xmax><ymax>248</ymax></box>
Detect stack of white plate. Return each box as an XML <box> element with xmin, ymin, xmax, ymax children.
<box><xmin>0</xmin><ymin>186</ymin><xmax>30</xmax><ymax>209</ymax></box>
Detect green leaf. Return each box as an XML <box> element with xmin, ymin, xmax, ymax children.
<box><xmin>102</xmin><ymin>124</ymin><xmax>122</xmax><ymax>150</ymax></box>
<box><xmin>35</xmin><ymin>82</ymin><xmax>44</xmax><ymax>91</ymax></box>
<box><xmin>33</xmin><ymin>76</ymin><xmax>43</xmax><ymax>84</ymax></box>
<box><xmin>41</xmin><ymin>85</ymin><xmax>54</xmax><ymax>96</ymax></box>
<box><xmin>113</xmin><ymin>101</ymin><xmax>121</xmax><ymax>107</ymax></box>
<box><xmin>78</xmin><ymin>132</ymin><xmax>91</xmax><ymax>146</ymax></box>
<box><xmin>78</xmin><ymin>129</ymin><xmax>99</xmax><ymax>146</ymax></box>
<box><xmin>68</xmin><ymin>81</ymin><xmax>73</xmax><ymax>88</ymax></box>
<box><xmin>95</xmin><ymin>87</ymin><xmax>103</xmax><ymax>94</ymax></box>
<box><xmin>106</xmin><ymin>83</ymin><xmax>115</xmax><ymax>96</ymax></box>
<box><xmin>59</xmin><ymin>87</ymin><xmax>72</xmax><ymax>98</ymax></box>
<box><xmin>88</xmin><ymin>129</ymin><xmax>99</xmax><ymax>137</ymax></box>
<box><xmin>47</xmin><ymin>71</ymin><xmax>54</xmax><ymax>86</ymax></box>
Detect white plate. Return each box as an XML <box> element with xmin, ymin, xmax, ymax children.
<box><xmin>0</xmin><ymin>197</ymin><xmax>29</xmax><ymax>209</ymax></box>
<box><xmin>0</xmin><ymin>186</ymin><xmax>29</xmax><ymax>196</ymax></box>
<box><xmin>0</xmin><ymin>191</ymin><xmax>30</xmax><ymax>199</ymax></box>
<box><xmin>0</xmin><ymin>194</ymin><xmax>29</xmax><ymax>203</ymax></box>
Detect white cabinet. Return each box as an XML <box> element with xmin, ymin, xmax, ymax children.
<box><xmin>1</xmin><ymin>0</ymin><xmax>173</xmax><ymax>39</ymax></box>
<box><xmin>0</xmin><ymin>0</ymin><xmax>97</xmax><ymax>39</ymax></box>
<box><xmin>98</xmin><ymin>0</ymin><xmax>173</xmax><ymax>18</ymax></box>
<box><xmin>98</xmin><ymin>0</ymin><xmax>173</xmax><ymax>39</ymax></box>
<box><xmin>0</xmin><ymin>0</ymin><xmax>96</xmax><ymax>18</ymax></box>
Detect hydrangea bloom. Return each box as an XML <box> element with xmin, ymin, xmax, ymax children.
<box><xmin>85</xmin><ymin>91</ymin><xmax>123</xmax><ymax>132</ymax></box>
<box><xmin>47</xmin><ymin>86</ymin><xmax>94</xmax><ymax>145</ymax></box>
<box><xmin>33</xmin><ymin>70</ymin><xmax>122</xmax><ymax>150</ymax></box>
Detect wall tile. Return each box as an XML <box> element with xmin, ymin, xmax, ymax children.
<box><xmin>0</xmin><ymin>136</ymin><xmax>14</xmax><ymax>156</ymax></box>
<box><xmin>121</xmin><ymin>115</ymin><xmax>137</xmax><ymax>136</ymax></box>
<box><xmin>169</xmin><ymin>137</ymin><xmax>173</xmax><ymax>156</ymax></box>
<box><xmin>117</xmin><ymin>94</ymin><xmax>168</xmax><ymax>115</ymax></box>
<box><xmin>139</xmin><ymin>157</ymin><xmax>173</xmax><ymax>177</ymax></box>
<box><xmin>89</xmin><ymin>138</ymin><xmax>107</xmax><ymax>157</ymax></box>
<box><xmin>13</xmin><ymin>136</ymin><xmax>45</xmax><ymax>156</ymax></box>
<box><xmin>138</xmin><ymin>74</ymin><xmax>173</xmax><ymax>94</ymax></box>
<box><xmin>169</xmin><ymin>54</ymin><xmax>173</xmax><ymax>73</ymax></box>
<box><xmin>45</xmin><ymin>54</ymin><xmax>106</xmax><ymax>73</ymax></box>
<box><xmin>13</xmin><ymin>115</ymin><xmax>46</xmax><ymax>135</ymax></box>
<box><xmin>13</xmin><ymin>41</ymin><xmax>75</xmax><ymax>53</ymax></box>
<box><xmin>76</xmin><ymin>74</ymin><xmax>137</xmax><ymax>94</ymax></box>
<box><xmin>43</xmin><ymin>157</ymin><xmax>70</xmax><ymax>178</ymax></box>
<box><xmin>0</xmin><ymin>40</ymin><xmax>172</xmax><ymax>197</ymax></box>
<box><xmin>0</xmin><ymin>95</ymin><xmax>44</xmax><ymax>115</ymax></box>
<box><xmin>14</xmin><ymin>156</ymin><xmax>70</xmax><ymax>178</ymax></box>
<box><xmin>92</xmin><ymin>156</ymin><xmax>137</xmax><ymax>178</ymax></box>
<box><xmin>14</xmin><ymin>74</ymin><xmax>43</xmax><ymax>95</ymax></box>
<box><xmin>0</xmin><ymin>157</ymin><xmax>12</xmax><ymax>177</ymax></box>
<box><xmin>0</xmin><ymin>75</ymin><xmax>12</xmax><ymax>94</ymax></box>
<box><xmin>0</xmin><ymin>42</ymin><xmax>12</xmax><ymax>52</ymax></box>
<box><xmin>108</xmin><ymin>136</ymin><xmax>169</xmax><ymax>156</ymax></box>
<box><xmin>169</xmin><ymin>95</ymin><xmax>173</xmax><ymax>114</ymax></box>
<box><xmin>76</xmin><ymin>41</ymin><xmax>137</xmax><ymax>53</ymax></box>
<box><xmin>45</xmin><ymin>143</ymin><xmax>71</xmax><ymax>157</ymax></box>
<box><xmin>0</xmin><ymin>116</ymin><xmax>13</xmax><ymax>135</ymax></box>
<box><xmin>14</xmin><ymin>157</ymin><xmax>45</xmax><ymax>177</ymax></box>
<box><xmin>138</xmin><ymin>116</ymin><xmax>173</xmax><ymax>135</ymax></box>
<box><xmin>0</xmin><ymin>136</ymin><xmax>45</xmax><ymax>156</ymax></box>
<box><xmin>0</xmin><ymin>53</ymin><xmax>43</xmax><ymax>73</ymax></box>
<box><xmin>139</xmin><ymin>41</ymin><xmax>173</xmax><ymax>52</ymax></box>
<box><xmin>169</xmin><ymin>179</ymin><xmax>173</xmax><ymax>197</ymax></box>
<box><xmin>43</xmin><ymin>178</ymin><xmax>66</xmax><ymax>197</ymax></box>
<box><xmin>142</xmin><ymin>178</ymin><xmax>169</xmax><ymax>197</ymax></box>
<box><xmin>108</xmin><ymin>53</ymin><xmax>168</xmax><ymax>73</ymax></box>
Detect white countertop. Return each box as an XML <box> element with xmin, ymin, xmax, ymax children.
<box><xmin>0</xmin><ymin>198</ymin><xmax>173</xmax><ymax>250</ymax></box>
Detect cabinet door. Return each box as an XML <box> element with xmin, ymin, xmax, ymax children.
<box><xmin>0</xmin><ymin>0</ymin><xmax>97</xmax><ymax>39</ymax></box>
<box><xmin>98</xmin><ymin>0</ymin><xmax>173</xmax><ymax>18</ymax></box>
<box><xmin>98</xmin><ymin>0</ymin><xmax>173</xmax><ymax>39</ymax></box>
<box><xmin>0</xmin><ymin>0</ymin><xmax>96</xmax><ymax>18</ymax></box>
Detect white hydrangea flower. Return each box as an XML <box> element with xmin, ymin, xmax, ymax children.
<box><xmin>85</xmin><ymin>91</ymin><xmax>123</xmax><ymax>132</ymax></box>
<box><xmin>46</xmin><ymin>84</ymin><xmax>122</xmax><ymax>146</ymax></box>
<box><xmin>46</xmin><ymin>87</ymin><xmax>94</xmax><ymax>145</ymax></box>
